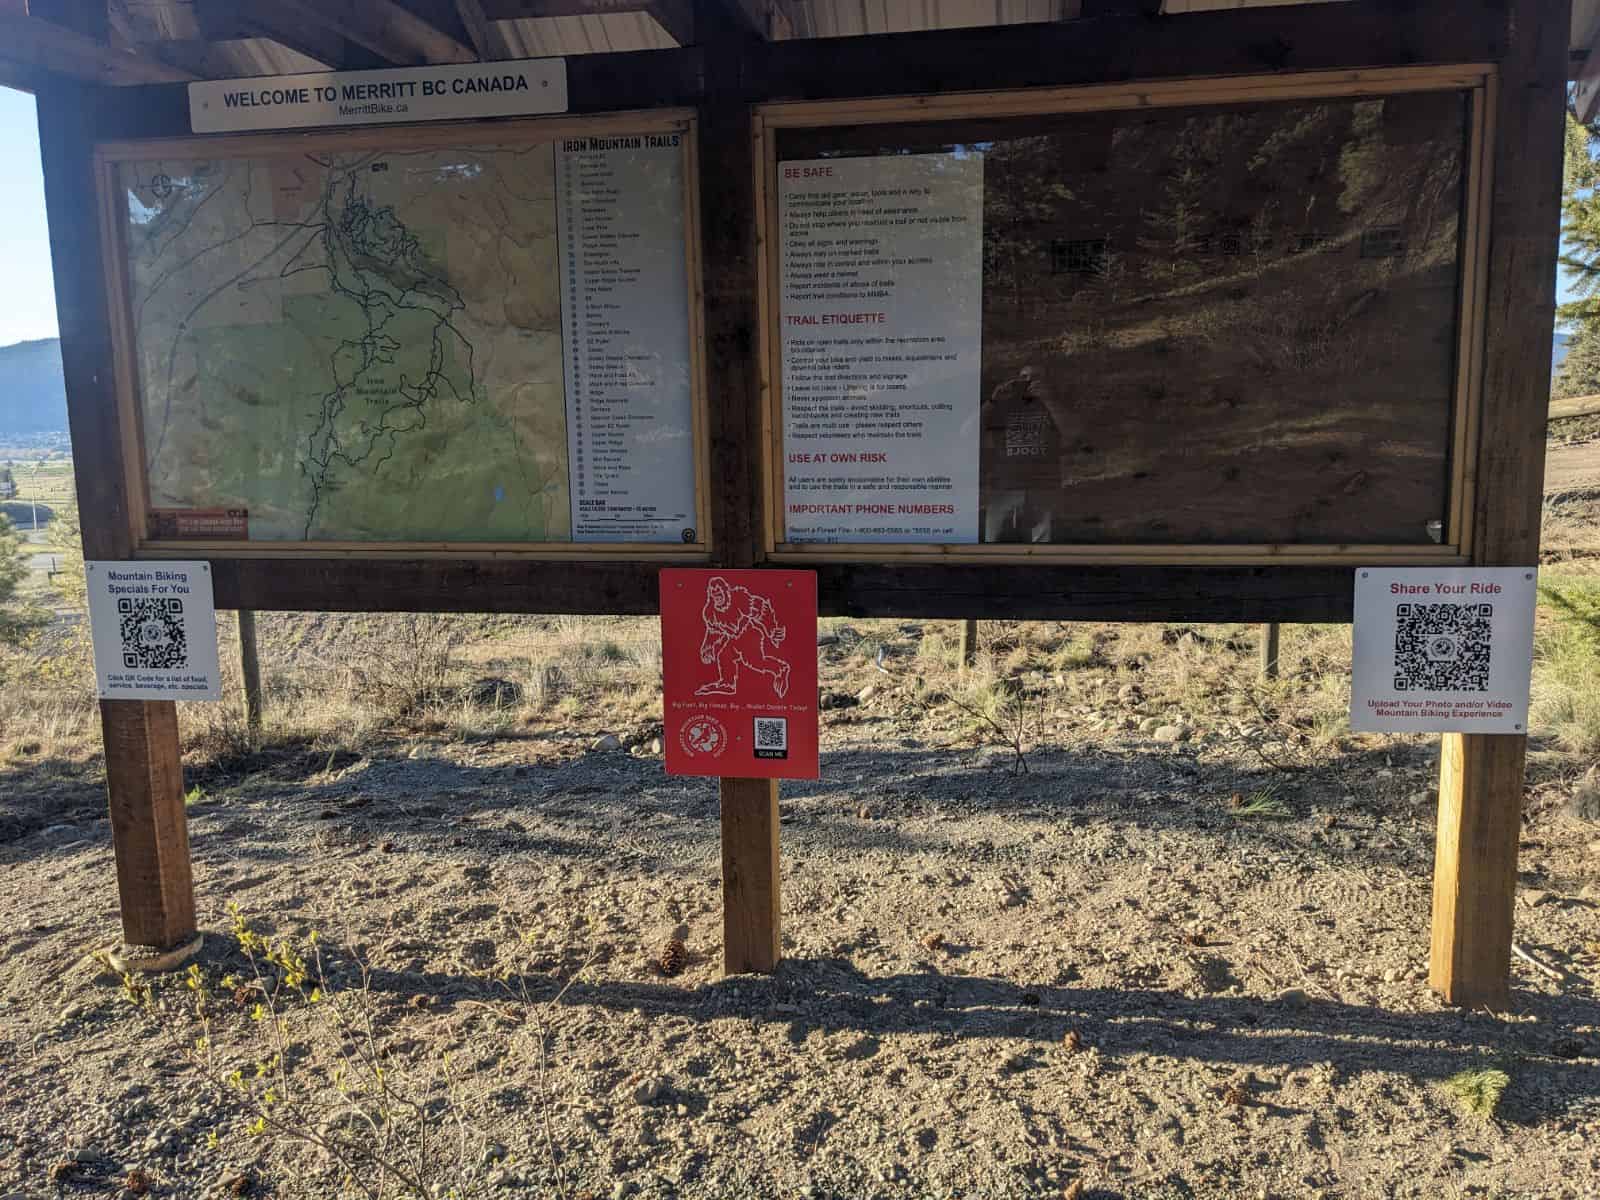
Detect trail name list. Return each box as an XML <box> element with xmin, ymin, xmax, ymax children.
<box><xmin>556</xmin><ymin>134</ymin><xmax>698</xmax><ymax>542</ymax></box>
<box><xmin>190</xmin><ymin>59</ymin><xmax>568</xmax><ymax>132</ymax></box>
<box><xmin>779</xmin><ymin>153</ymin><xmax>984</xmax><ymax>543</ymax></box>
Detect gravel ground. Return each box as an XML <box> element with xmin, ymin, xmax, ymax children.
<box><xmin>1</xmin><ymin>623</ymin><xmax>1598</xmax><ymax>1200</ymax></box>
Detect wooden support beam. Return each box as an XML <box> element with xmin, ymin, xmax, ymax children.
<box><xmin>720</xmin><ymin>777</ymin><xmax>780</xmax><ymax>973</ymax></box>
<box><xmin>1576</xmin><ymin>16</ymin><xmax>1600</xmax><ymax>122</ymax></box>
<box><xmin>1430</xmin><ymin>0</ymin><xmax>1568</xmax><ymax>1010</ymax></box>
<box><xmin>257</xmin><ymin>0</ymin><xmax>477</xmax><ymax>64</ymax></box>
<box><xmin>0</xmin><ymin>11</ymin><xmax>195</xmax><ymax>86</ymax></box>
<box><xmin>455</xmin><ymin>0</ymin><xmax>517</xmax><ymax>58</ymax></box>
<box><xmin>36</xmin><ymin>77</ymin><xmax>196</xmax><ymax>955</ymax></box>
<box><xmin>195</xmin><ymin>0</ymin><xmax>346</xmax><ymax>68</ymax></box>
<box><xmin>480</xmin><ymin>0</ymin><xmax>696</xmax><ymax>46</ymax></box>
<box><xmin>960</xmin><ymin>618</ymin><xmax>979</xmax><ymax>669</ymax></box>
<box><xmin>102</xmin><ymin>700</ymin><xmax>196</xmax><ymax>948</ymax></box>
<box><xmin>237</xmin><ymin>609</ymin><xmax>263</xmax><ymax>736</ymax></box>
<box><xmin>1258</xmin><ymin>622</ymin><xmax>1280</xmax><ymax>679</ymax></box>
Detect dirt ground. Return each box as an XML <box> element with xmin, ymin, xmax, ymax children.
<box><xmin>2</xmin><ymin>413</ymin><xmax>1600</xmax><ymax>1200</ymax></box>
<box><xmin>1</xmin><ymin>603</ymin><xmax>1598</xmax><ymax>1200</ymax></box>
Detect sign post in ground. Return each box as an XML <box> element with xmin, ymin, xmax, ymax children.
<box><xmin>661</xmin><ymin>569</ymin><xmax>819</xmax><ymax>974</ymax></box>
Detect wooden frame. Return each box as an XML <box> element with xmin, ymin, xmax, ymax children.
<box><xmin>91</xmin><ymin>108</ymin><xmax>714</xmax><ymax>562</ymax></box>
<box><xmin>753</xmin><ymin>66</ymin><xmax>1496</xmax><ymax>568</ymax></box>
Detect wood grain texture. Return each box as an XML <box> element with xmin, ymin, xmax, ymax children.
<box><xmin>101</xmin><ymin>700</ymin><xmax>196</xmax><ymax>948</ymax></box>
<box><xmin>699</xmin><ymin>23</ymin><xmax>764</xmax><ymax>568</ymax></box>
<box><xmin>1430</xmin><ymin>0</ymin><xmax>1568</xmax><ymax>1010</ymax></box>
<box><xmin>744</xmin><ymin>1</ymin><xmax>1504</xmax><ymax>102</ymax></box>
<box><xmin>38</xmin><ymin>80</ymin><xmax>195</xmax><ymax>953</ymax></box>
<box><xmin>720</xmin><ymin>776</ymin><xmax>781</xmax><ymax>974</ymax></box>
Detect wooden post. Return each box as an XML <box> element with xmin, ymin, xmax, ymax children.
<box><xmin>720</xmin><ymin>777</ymin><xmax>780</xmax><ymax>973</ymax></box>
<box><xmin>237</xmin><ymin>609</ymin><xmax>263</xmax><ymax>735</ymax></box>
<box><xmin>960</xmin><ymin>618</ymin><xmax>979</xmax><ymax>670</ymax></box>
<box><xmin>102</xmin><ymin>700</ymin><xmax>195</xmax><ymax>948</ymax></box>
<box><xmin>36</xmin><ymin>79</ymin><xmax>197</xmax><ymax>956</ymax></box>
<box><xmin>1429</xmin><ymin>0</ymin><xmax>1567</xmax><ymax>1009</ymax></box>
<box><xmin>1258</xmin><ymin>623</ymin><xmax>1280</xmax><ymax>679</ymax></box>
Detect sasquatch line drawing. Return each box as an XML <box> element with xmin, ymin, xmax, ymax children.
<box><xmin>695</xmin><ymin>575</ymin><xmax>792</xmax><ymax>699</ymax></box>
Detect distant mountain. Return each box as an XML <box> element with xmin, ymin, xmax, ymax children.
<box><xmin>0</xmin><ymin>338</ymin><xmax>66</xmax><ymax>435</ymax></box>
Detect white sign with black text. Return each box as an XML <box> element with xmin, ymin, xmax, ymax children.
<box><xmin>86</xmin><ymin>561</ymin><xmax>222</xmax><ymax>702</ymax></box>
<box><xmin>190</xmin><ymin>59</ymin><xmax>567</xmax><ymax>133</ymax></box>
<box><xmin>1350</xmin><ymin>566</ymin><xmax>1537</xmax><ymax>734</ymax></box>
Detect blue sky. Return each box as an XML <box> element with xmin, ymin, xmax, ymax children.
<box><xmin>0</xmin><ymin>84</ymin><xmax>1582</xmax><ymax>348</ymax></box>
<box><xmin>0</xmin><ymin>87</ymin><xmax>59</xmax><ymax>347</ymax></box>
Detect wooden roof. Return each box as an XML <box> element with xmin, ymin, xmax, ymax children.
<box><xmin>0</xmin><ymin>1</ymin><xmax>1590</xmax><ymax>90</ymax></box>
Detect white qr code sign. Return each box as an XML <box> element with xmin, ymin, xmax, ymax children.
<box><xmin>1351</xmin><ymin>567</ymin><xmax>1537</xmax><ymax>734</ymax></box>
<box><xmin>86</xmin><ymin>561</ymin><xmax>222</xmax><ymax>702</ymax></box>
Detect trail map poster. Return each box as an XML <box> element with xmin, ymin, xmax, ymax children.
<box><xmin>774</xmin><ymin>90</ymin><xmax>1470</xmax><ymax>546</ymax></box>
<box><xmin>116</xmin><ymin>128</ymin><xmax>697</xmax><ymax>544</ymax></box>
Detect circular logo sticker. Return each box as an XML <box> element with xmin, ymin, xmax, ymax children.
<box><xmin>678</xmin><ymin>713</ymin><xmax>729</xmax><ymax>759</ymax></box>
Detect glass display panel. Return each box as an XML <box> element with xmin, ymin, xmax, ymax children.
<box><xmin>114</xmin><ymin>124</ymin><xmax>700</xmax><ymax>545</ymax></box>
<box><xmin>774</xmin><ymin>91</ymin><xmax>1470</xmax><ymax>546</ymax></box>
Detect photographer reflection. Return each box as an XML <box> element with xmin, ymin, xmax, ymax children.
<box><xmin>980</xmin><ymin>366</ymin><xmax>1065</xmax><ymax>542</ymax></box>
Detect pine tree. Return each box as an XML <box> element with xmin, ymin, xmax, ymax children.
<box><xmin>1555</xmin><ymin>110</ymin><xmax>1600</xmax><ymax>398</ymax></box>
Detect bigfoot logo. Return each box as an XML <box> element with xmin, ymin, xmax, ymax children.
<box><xmin>660</xmin><ymin>568</ymin><xmax>818</xmax><ymax>780</ymax></box>
<box><xmin>696</xmin><ymin>576</ymin><xmax>792</xmax><ymax>700</ymax></box>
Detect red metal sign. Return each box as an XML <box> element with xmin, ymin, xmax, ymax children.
<box><xmin>660</xmin><ymin>568</ymin><xmax>819</xmax><ymax>779</ymax></box>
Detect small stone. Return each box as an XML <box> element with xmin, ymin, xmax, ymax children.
<box><xmin>632</xmin><ymin>1076</ymin><xmax>665</xmax><ymax>1106</ymax></box>
<box><xmin>856</xmin><ymin>684</ymin><xmax>879</xmax><ymax>703</ymax></box>
<box><xmin>60</xmin><ymin>1002</ymin><xmax>86</xmax><ymax>1021</ymax></box>
<box><xmin>1153</xmin><ymin>725</ymin><xmax>1188</xmax><ymax>743</ymax></box>
<box><xmin>591</xmin><ymin>732</ymin><xmax>622</xmax><ymax>752</ymax></box>
<box><xmin>612</xmin><ymin>1182</ymin><xmax>636</xmax><ymax>1200</ymax></box>
<box><xmin>1138</xmin><ymin>716</ymin><xmax>1162</xmax><ymax>733</ymax></box>
<box><xmin>649</xmin><ymin>737</ymin><xmax>663</xmax><ymax>755</ymax></box>
<box><xmin>1520</xmin><ymin>888</ymin><xmax>1551</xmax><ymax>908</ymax></box>
<box><xmin>1383</xmin><ymin>967</ymin><xmax>1400</xmax><ymax>984</ymax></box>
<box><xmin>1275</xmin><ymin>987</ymin><xmax>1311</xmax><ymax>1008</ymax></box>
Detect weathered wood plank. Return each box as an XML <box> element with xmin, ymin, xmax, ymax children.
<box><xmin>0</xmin><ymin>10</ymin><xmax>195</xmax><ymax>88</ymax></box>
<box><xmin>720</xmin><ymin>776</ymin><xmax>781</xmax><ymax>974</ymax></box>
<box><xmin>1430</xmin><ymin>0</ymin><xmax>1568</xmax><ymax>1011</ymax></box>
<box><xmin>744</xmin><ymin>1</ymin><xmax>1503</xmax><ymax>102</ymax></box>
<box><xmin>699</xmin><ymin>21</ymin><xmax>764</xmax><ymax>568</ymax></box>
<box><xmin>38</xmin><ymin>78</ymin><xmax>196</xmax><ymax>953</ymax></box>
<box><xmin>101</xmin><ymin>700</ymin><xmax>195</xmax><ymax>948</ymax></box>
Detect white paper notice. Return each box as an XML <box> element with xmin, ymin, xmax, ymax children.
<box><xmin>557</xmin><ymin>135</ymin><xmax>698</xmax><ymax>543</ymax></box>
<box><xmin>1350</xmin><ymin>566</ymin><xmax>1537</xmax><ymax>734</ymax></box>
<box><xmin>780</xmin><ymin>153</ymin><xmax>984</xmax><ymax>543</ymax></box>
<box><xmin>85</xmin><ymin>561</ymin><xmax>222</xmax><ymax>702</ymax></box>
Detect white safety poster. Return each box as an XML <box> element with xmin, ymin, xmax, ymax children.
<box><xmin>779</xmin><ymin>152</ymin><xmax>984</xmax><ymax>543</ymax></box>
<box><xmin>1350</xmin><ymin>566</ymin><xmax>1537</xmax><ymax>733</ymax></box>
<box><xmin>557</xmin><ymin>134</ymin><xmax>699</xmax><ymax>543</ymax></box>
<box><xmin>86</xmin><ymin>561</ymin><xmax>222</xmax><ymax>701</ymax></box>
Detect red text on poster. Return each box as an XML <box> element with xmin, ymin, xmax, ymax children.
<box><xmin>660</xmin><ymin>569</ymin><xmax>818</xmax><ymax>779</ymax></box>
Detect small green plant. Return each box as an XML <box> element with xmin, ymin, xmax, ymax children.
<box><xmin>1233</xmin><ymin>785</ymin><xmax>1291</xmax><ymax>820</ymax></box>
<box><xmin>183</xmin><ymin>784</ymin><xmax>205</xmax><ymax>806</ymax></box>
<box><xmin>1443</xmin><ymin>1067</ymin><xmax>1509</xmax><ymax>1119</ymax></box>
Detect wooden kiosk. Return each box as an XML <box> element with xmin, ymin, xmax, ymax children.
<box><xmin>2</xmin><ymin>0</ymin><xmax>1577</xmax><ymax>1008</ymax></box>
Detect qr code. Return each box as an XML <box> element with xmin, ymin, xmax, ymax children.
<box><xmin>753</xmin><ymin>716</ymin><xmax>788</xmax><ymax>759</ymax></box>
<box><xmin>1393</xmin><ymin>602</ymin><xmax>1491</xmax><ymax>692</ymax></box>
<box><xmin>118</xmin><ymin>597</ymin><xmax>188</xmax><ymax>670</ymax></box>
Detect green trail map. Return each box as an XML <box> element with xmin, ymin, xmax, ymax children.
<box><xmin>122</xmin><ymin>144</ymin><xmax>569</xmax><ymax>542</ymax></box>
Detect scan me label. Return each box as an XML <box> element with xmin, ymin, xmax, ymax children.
<box><xmin>659</xmin><ymin>569</ymin><xmax>819</xmax><ymax>780</ymax></box>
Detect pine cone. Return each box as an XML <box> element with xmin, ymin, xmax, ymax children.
<box><xmin>657</xmin><ymin>938</ymin><xmax>688</xmax><ymax>977</ymax></box>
